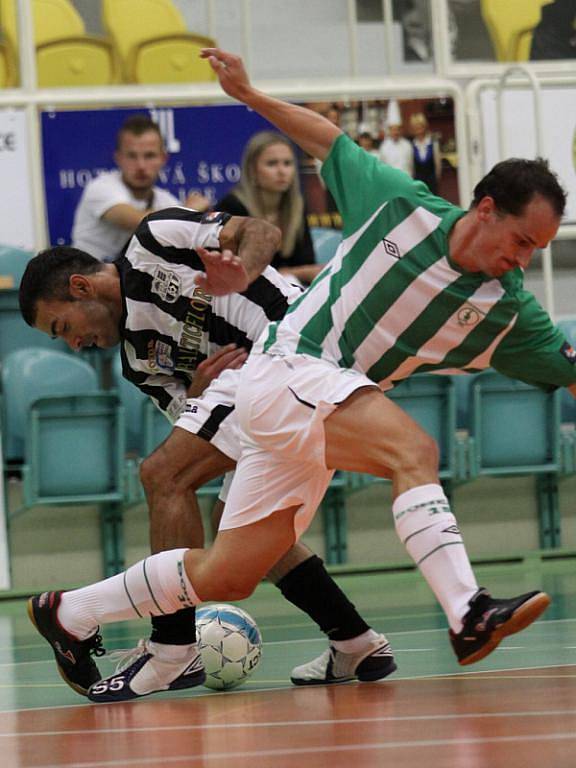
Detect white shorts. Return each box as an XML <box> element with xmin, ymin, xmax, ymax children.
<box><xmin>219</xmin><ymin>353</ymin><xmax>377</xmax><ymax>538</ymax></box>
<box><xmin>174</xmin><ymin>367</ymin><xmax>243</xmax><ymax>462</ymax></box>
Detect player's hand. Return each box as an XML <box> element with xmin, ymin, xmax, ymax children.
<box><xmin>194</xmin><ymin>247</ymin><xmax>250</xmax><ymax>296</ymax></box>
<box><xmin>200</xmin><ymin>48</ymin><xmax>252</xmax><ymax>101</ymax></box>
<box><xmin>184</xmin><ymin>191</ymin><xmax>210</xmax><ymax>212</ymax></box>
<box><xmin>187</xmin><ymin>344</ymin><xmax>248</xmax><ymax>397</ymax></box>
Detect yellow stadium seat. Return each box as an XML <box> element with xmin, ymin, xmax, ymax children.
<box><xmin>481</xmin><ymin>0</ymin><xmax>554</xmax><ymax>61</ymax></box>
<box><xmin>0</xmin><ymin>43</ymin><xmax>16</xmax><ymax>87</ymax></box>
<box><xmin>102</xmin><ymin>0</ymin><xmax>217</xmax><ymax>84</ymax></box>
<box><xmin>0</xmin><ymin>0</ymin><xmax>120</xmax><ymax>87</ymax></box>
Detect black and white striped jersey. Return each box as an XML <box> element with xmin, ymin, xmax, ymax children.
<box><xmin>114</xmin><ymin>207</ymin><xmax>303</xmax><ymax>422</ymax></box>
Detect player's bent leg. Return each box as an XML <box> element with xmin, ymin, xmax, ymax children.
<box><xmin>140</xmin><ymin>427</ymin><xmax>235</xmax><ymax>553</ymax></box>
<box><xmin>140</xmin><ymin>428</ymin><xmax>235</xmax><ymax>664</ymax></box>
<box><xmin>184</xmin><ymin>506</ymin><xmax>299</xmax><ymax>602</ymax></box>
<box><xmin>86</xmin><ymin>510</ymin><xmax>299</xmax><ymax>703</ymax></box>
<box><xmin>323</xmin><ymin>388</ymin><xmax>550</xmax><ymax>663</ymax></box>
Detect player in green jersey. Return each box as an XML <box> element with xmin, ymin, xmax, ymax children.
<box><xmin>28</xmin><ymin>48</ymin><xmax>576</xmax><ymax>703</ymax></box>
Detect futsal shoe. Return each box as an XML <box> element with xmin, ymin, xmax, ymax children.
<box><xmin>290</xmin><ymin>633</ymin><xmax>397</xmax><ymax>686</ymax></box>
<box><xmin>88</xmin><ymin>639</ymin><xmax>206</xmax><ymax>703</ymax></box>
<box><xmin>27</xmin><ymin>591</ymin><xmax>105</xmax><ymax>696</ymax></box>
<box><xmin>450</xmin><ymin>587</ymin><xmax>551</xmax><ymax>666</ymax></box>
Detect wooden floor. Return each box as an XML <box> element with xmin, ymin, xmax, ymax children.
<box><xmin>1</xmin><ymin>561</ymin><xmax>575</xmax><ymax>767</ymax></box>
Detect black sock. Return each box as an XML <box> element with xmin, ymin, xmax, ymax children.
<box><xmin>276</xmin><ymin>555</ymin><xmax>370</xmax><ymax>641</ymax></box>
<box><xmin>150</xmin><ymin>607</ymin><xmax>196</xmax><ymax>645</ymax></box>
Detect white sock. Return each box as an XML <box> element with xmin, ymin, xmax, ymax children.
<box><xmin>147</xmin><ymin>640</ymin><xmax>197</xmax><ymax>662</ymax></box>
<box><xmin>58</xmin><ymin>549</ymin><xmax>200</xmax><ymax>640</ymax></box>
<box><xmin>332</xmin><ymin>629</ymin><xmax>381</xmax><ymax>654</ymax></box>
<box><xmin>393</xmin><ymin>484</ymin><xmax>478</xmax><ymax>633</ymax></box>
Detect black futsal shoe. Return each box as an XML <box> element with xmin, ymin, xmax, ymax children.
<box><xmin>450</xmin><ymin>588</ymin><xmax>551</xmax><ymax>666</ymax></box>
<box><xmin>27</xmin><ymin>591</ymin><xmax>105</xmax><ymax>696</ymax></box>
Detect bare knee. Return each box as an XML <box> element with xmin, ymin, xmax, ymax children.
<box><xmin>140</xmin><ymin>448</ymin><xmax>177</xmax><ymax>495</ymax></box>
<box><xmin>394</xmin><ymin>429</ymin><xmax>439</xmax><ymax>481</ymax></box>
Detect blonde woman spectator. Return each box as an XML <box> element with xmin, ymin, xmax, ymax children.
<box><xmin>410</xmin><ymin>113</ymin><xmax>442</xmax><ymax>195</ymax></box>
<box><xmin>217</xmin><ymin>131</ymin><xmax>321</xmax><ymax>285</ymax></box>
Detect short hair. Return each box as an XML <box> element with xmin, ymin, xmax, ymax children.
<box><xmin>471</xmin><ymin>157</ymin><xmax>566</xmax><ymax>218</ymax></box>
<box><xmin>116</xmin><ymin>114</ymin><xmax>163</xmax><ymax>151</ymax></box>
<box><xmin>19</xmin><ymin>246</ymin><xmax>104</xmax><ymax>326</ymax></box>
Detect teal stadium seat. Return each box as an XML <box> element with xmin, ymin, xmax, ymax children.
<box><xmin>1</xmin><ymin>347</ymin><xmax>98</xmax><ymax>461</ymax></box>
<box><xmin>310</xmin><ymin>227</ymin><xmax>342</xmax><ymax>264</ymax></box>
<box><xmin>387</xmin><ymin>374</ymin><xmax>461</xmax><ymax>483</ymax></box>
<box><xmin>557</xmin><ymin>316</ymin><xmax>576</xmax><ymax>425</ymax></box>
<box><xmin>468</xmin><ymin>370</ymin><xmax>564</xmax><ymax>547</ymax></box>
<box><xmin>1</xmin><ymin>348</ymin><xmax>125</xmax><ymax>574</ymax></box>
<box><xmin>0</xmin><ymin>246</ymin><xmax>67</xmax><ymax>359</ymax></box>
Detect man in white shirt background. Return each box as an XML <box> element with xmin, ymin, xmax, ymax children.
<box><xmin>72</xmin><ymin>114</ymin><xmax>208</xmax><ymax>261</ymax></box>
<box><xmin>378</xmin><ymin>99</ymin><xmax>414</xmax><ymax>178</ymax></box>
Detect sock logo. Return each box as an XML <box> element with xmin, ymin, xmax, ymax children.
<box><xmin>442</xmin><ymin>525</ymin><xmax>461</xmax><ymax>535</ymax></box>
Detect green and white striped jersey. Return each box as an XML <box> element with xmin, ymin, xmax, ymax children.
<box><xmin>259</xmin><ymin>134</ymin><xmax>576</xmax><ymax>392</ymax></box>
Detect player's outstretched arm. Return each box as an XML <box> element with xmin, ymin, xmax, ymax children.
<box><xmin>200</xmin><ymin>47</ymin><xmax>341</xmax><ymax>161</ymax></box>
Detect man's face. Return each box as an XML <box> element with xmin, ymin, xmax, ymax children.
<box><xmin>115</xmin><ymin>130</ymin><xmax>167</xmax><ymax>193</ymax></box>
<box><xmin>34</xmin><ymin>296</ymin><xmax>121</xmax><ymax>351</ymax></box>
<box><xmin>471</xmin><ymin>194</ymin><xmax>560</xmax><ymax>278</ymax></box>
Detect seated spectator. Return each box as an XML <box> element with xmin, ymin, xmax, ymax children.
<box><xmin>72</xmin><ymin>114</ymin><xmax>208</xmax><ymax>261</ymax></box>
<box><xmin>216</xmin><ymin>131</ymin><xmax>322</xmax><ymax>285</ymax></box>
<box><xmin>356</xmin><ymin>130</ymin><xmax>379</xmax><ymax>157</ymax></box>
<box><xmin>410</xmin><ymin>112</ymin><xmax>442</xmax><ymax>194</ymax></box>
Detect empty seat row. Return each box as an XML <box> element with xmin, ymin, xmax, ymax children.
<box><xmin>0</xmin><ymin>0</ymin><xmax>216</xmax><ymax>88</ymax></box>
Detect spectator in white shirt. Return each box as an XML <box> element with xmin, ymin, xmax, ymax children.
<box><xmin>72</xmin><ymin>114</ymin><xmax>208</xmax><ymax>261</ymax></box>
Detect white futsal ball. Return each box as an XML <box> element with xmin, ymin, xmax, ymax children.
<box><xmin>196</xmin><ymin>603</ymin><xmax>262</xmax><ymax>690</ymax></box>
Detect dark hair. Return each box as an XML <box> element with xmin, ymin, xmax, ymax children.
<box><xmin>471</xmin><ymin>157</ymin><xmax>566</xmax><ymax>218</ymax></box>
<box><xmin>19</xmin><ymin>246</ymin><xmax>104</xmax><ymax>326</ymax></box>
<box><xmin>116</xmin><ymin>114</ymin><xmax>163</xmax><ymax>150</ymax></box>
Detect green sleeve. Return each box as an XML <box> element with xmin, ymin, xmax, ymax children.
<box><xmin>492</xmin><ymin>290</ymin><xmax>576</xmax><ymax>390</ymax></box>
<box><xmin>321</xmin><ymin>134</ymin><xmax>456</xmax><ymax>236</ymax></box>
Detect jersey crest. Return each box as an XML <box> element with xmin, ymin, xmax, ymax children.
<box><xmin>151</xmin><ymin>266</ymin><xmax>182</xmax><ymax>303</ymax></box>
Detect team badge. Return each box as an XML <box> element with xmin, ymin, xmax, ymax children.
<box><xmin>147</xmin><ymin>340</ymin><xmax>174</xmax><ymax>372</ymax></box>
<box><xmin>201</xmin><ymin>211</ymin><xmax>228</xmax><ymax>224</ymax></box>
<box><xmin>560</xmin><ymin>340</ymin><xmax>576</xmax><ymax>364</ymax></box>
<box><xmin>457</xmin><ymin>305</ymin><xmax>481</xmax><ymax>327</ymax></box>
<box><xmin>151</xmin><ymin>266</ymin><xmax>181</xmax><ymax>303</ymax></box>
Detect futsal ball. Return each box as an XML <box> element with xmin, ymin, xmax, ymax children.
<box><xmin>195</xmin><ymin>603</ymin><xmax>262</xmax><ymax>690</ymax></box>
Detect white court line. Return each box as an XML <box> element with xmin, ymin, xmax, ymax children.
<box><xmin>1</xmin><ymin>661</ymin><xmax>576</xmax><ymax>716</ymax></box>
<box><xmin>34</xmin><ymin>731</ymin><xmax>576</xmax><ymax>768</ymax></box>
<box><xmin>1</xmin><ymin>708</ymin><xmax>575</xmax><ymax>739</ymax></box>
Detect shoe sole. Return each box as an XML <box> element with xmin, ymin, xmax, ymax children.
<box><xmin>27</xmin><ymin>598</ymin><xmax>89</xmax><ymax>697</ymax></box>
<box><xmin>458</xmin><ymin>592</ymin><xmax>551</xmax><ymax>666</ymax></box>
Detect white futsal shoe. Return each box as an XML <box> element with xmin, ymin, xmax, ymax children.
<box><xmin>291</xmin><ymin>633</ymin><xmax>397</xmax><ymax>685</ymax></box>
<box><xmin>88</xmin><ymin>639</ymin><xmax>205</xmax><ymax>702</ymax></box>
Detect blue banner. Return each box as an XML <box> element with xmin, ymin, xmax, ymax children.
<box><xmin>41</xmin><ymin>104</ymin><xmax>274</xmax><ymax>246</ymax></box>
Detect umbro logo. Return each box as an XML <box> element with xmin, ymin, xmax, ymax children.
<box><xmin>183</xmin><ymin>656</ymin><xmax>204</xmax><ymax>675</ymax></box>
<box><xmin>371</xmin><ymin>645</ymin><xmax>392</xmax><ymax>657</ymax></box>
<box><xmin>443</xmin><ymin>525</ymin><xmax>461</xmax><ymax>535</ymax></box>
<box><xmin>382</xmin><ymin>238</ymin><xmax>401</xmax><ymax>259</ymax></box>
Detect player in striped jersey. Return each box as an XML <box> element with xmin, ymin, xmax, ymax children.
<box><xmin>22</xmin><ymin>207</ymin><xmax>395</xmax><ymax>700</ymax></box>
